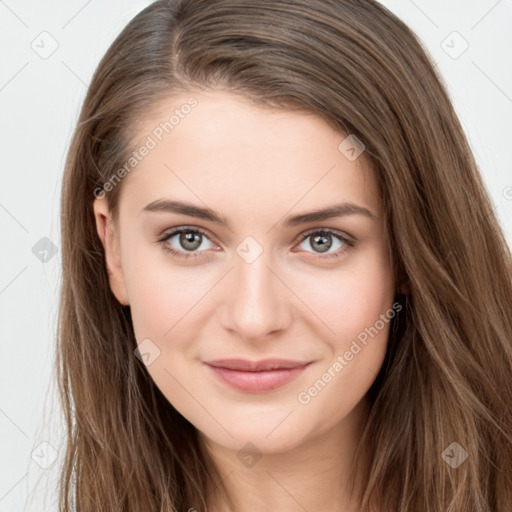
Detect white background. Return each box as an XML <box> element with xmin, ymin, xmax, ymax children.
<box><xmin>1</xmin><ymin>1</ymin><xmax>511</xmax><ymax>510</ymax></box>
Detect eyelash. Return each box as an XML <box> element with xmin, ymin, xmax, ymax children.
<box><xmin>157</xmin><ymin>226</ymin><xmax>356</xmax><ymax>261</ymax></box>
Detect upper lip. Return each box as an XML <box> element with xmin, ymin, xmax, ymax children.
<box><xmin>204</xmin><ymin>358</ymin><xmax>312</xmax><ymax>372</ymax></box>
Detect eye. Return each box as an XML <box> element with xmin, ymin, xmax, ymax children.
<box><xmin>157</xmin><ymin>226</ymin><xmax>355</xmax><ymax>261</ymax></box>
<box><xmin>293</xmin><ymin>228</ymin><xmax>355</xmax><ymax>259</ymax></box>
<box><xmin>158</xmin><ymin>227</ymin><xmax>218</xmax><ymax>260</ymax></box>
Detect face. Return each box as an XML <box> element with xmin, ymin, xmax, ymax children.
<box><xmin>93</xmin><ymin>89</ymin><xmax>398</xmax><ymax>455</ymax></box>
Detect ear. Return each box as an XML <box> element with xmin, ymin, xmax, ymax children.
<box><xmin>93</xmin><ymin>196</ymin><xmax>130</xmax><ymax>306</ymax></box>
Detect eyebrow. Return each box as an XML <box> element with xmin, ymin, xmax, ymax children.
<box><xmin>141</xmin><ymin>199</ymin><xmax>377</xmax><ymax>228</ymax></box>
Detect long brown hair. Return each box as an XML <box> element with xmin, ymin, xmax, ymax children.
<box><xmin>57</xmin><ymin>0</ymin><xmax>512</xmax><ymax>510</ymax></box>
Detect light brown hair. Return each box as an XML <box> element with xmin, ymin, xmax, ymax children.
<box><xmin>57</xmin><ymin>0</ymin><xmax>512</xmax><ymax>510</ymax></box>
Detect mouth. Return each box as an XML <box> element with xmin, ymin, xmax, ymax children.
<box><xmin>203</xmin><ymin>358</ymin><xmax>312</xmax><ymax>393</ymax></box>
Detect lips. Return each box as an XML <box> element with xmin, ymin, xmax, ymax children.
<box><xmin>204</xmin><ymin>358</ymin><xmax>310</xmax><ymax>371</ymax></box>
<box><xmin>203</xmin><ymin>358</ymin><xmax>312</xmax><ymax>392</ymax></box>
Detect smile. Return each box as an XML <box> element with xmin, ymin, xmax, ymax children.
<box><xmin>203</xmin><ymin>359</ymin><xmax>312</xmax><ymax>393</ymax></box>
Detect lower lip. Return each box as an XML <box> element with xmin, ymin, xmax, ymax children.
<box><xmin>205</xmin><ymin>364</ymin><xmax>311</xmax><ymax>393</ymax></box>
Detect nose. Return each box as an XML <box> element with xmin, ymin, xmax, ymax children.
<box><xmin>219</xmin><ymin>249</ymin><xmax>292</xmax><ymax>341</ymax></box>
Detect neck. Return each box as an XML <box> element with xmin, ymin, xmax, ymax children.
<box><xmin>200</xmin><ymin>397</ymin><xmax>371</xmax><ymax>512</ymax></box>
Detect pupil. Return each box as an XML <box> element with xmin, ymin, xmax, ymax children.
<box><xmin>181</xmin><ymin>232</ymin><xmax>201</xmax><ymax>251</ymax></box>
<box><xmin>312</xmin><ymin>234</ymin><xmax>332</xmax><ymax>253</ymax></box>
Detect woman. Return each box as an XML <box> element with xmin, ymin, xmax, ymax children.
<box><xmin>57</xmin><ymin>0</ymin><xmax>512</xmax><ymax>510</ymax></box>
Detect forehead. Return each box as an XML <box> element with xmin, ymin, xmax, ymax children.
<box><xmin>117</xmin><ymin>90</ymin><xmax>381</xmax><ymax>219</ymax></box>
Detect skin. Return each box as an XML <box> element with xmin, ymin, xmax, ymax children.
<box><xmin>93</xmin><ymin>89</ymin><xmax>401</xmax><ymax>512</ymax></box>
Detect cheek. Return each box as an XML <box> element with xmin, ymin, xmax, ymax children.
<box><xmin>292</xmin><ymin>249</ymin><xmax>395</xmax><ymax>411</ymax></box>
<box><xmin>123</xmin><ymin>244</ymin><xmax>213</xmax><ymax>343</ymax></box>
<box><xmin>297</xmin><ymin>247</ymin><xmax>395</xmax><ymax>344</ymax></box>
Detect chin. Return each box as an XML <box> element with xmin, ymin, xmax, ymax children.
<box><xmin>196</xmin><ymin>414</ymin><xmax>316</xmax><ymax>457</ymax></box>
